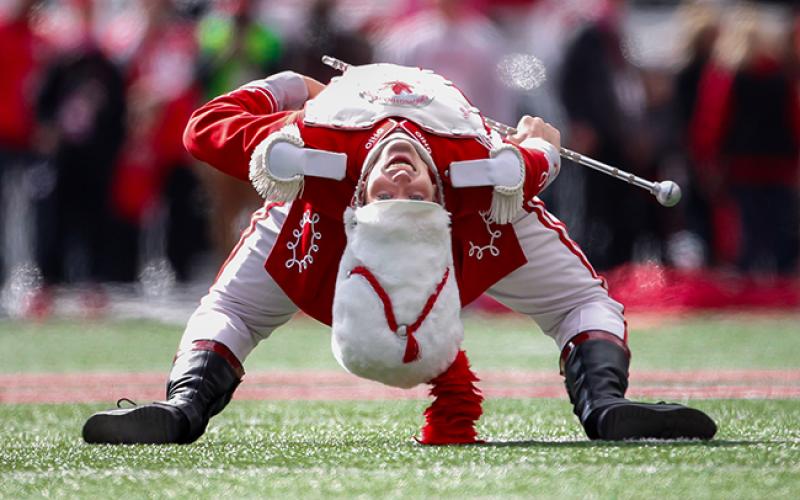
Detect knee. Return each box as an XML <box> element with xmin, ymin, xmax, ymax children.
<box><xmin>552</xmin><ymin>298</ymin><xmax>626</xmax><ymax>350</ymax></box>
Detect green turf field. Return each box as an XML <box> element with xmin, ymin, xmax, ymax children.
<box><xmin>2</xmin><ymin>312</ymin><xmax>799</xmax><ymax>373</ymax></box>
<box><xmin>1</xmin><ymin>313</ymin><xmax>799</xmax><ymax>498</ymax></box>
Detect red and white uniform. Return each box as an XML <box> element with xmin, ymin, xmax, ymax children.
<box><xmin>179</xmin><ymin>67</ymin><xmax>625</xmax><ymax>366</ymax></box>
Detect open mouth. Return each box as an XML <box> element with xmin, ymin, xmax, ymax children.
<box><xmin>385</xmin><ymin>153</ymin><xmax>415</xmax><ymax>172</ymax></box>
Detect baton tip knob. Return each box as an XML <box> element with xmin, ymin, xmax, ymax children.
<box><xmin>655</xmin><ymin>181</ymin><xmax>681</xmax><ymax>207</ymax></box>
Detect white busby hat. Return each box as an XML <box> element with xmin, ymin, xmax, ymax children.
<box><xmin>331</xmin><ymin>200</ymin><xmax>463</xmax><ymax>388</ymax></box>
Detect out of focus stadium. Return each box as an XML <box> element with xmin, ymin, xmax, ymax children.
<box><xmin>1</xmin><ymin>0</ymin><xmax>799</xmax><ymax>314</ymax></box>
<box><xmin>0</xmin><ymin>0</ymin><xmax>798</xmax><ymax>498</ymax></box>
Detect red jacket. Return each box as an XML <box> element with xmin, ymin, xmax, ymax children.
<box><xmin>690</xmin><ymin>58</ymin><xmax>800</xmax><ymax>186</ymax></box>
<box><xmin>0</xmin><ymin>18</ymin><xmax>49</xmax><ymax>150</ymax></box>
<box><xmin>184</xmin><ymin>72</ymin><xmax>555</xmax><ymax>324</ymax></box>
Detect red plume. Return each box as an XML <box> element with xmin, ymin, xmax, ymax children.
<box><xmin>417</xmin><ymin>350</ymin><xmax>484</xmax><ymax>445</ymax></box>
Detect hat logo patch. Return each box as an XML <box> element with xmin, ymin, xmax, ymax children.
<box><xmin>360</xmin><ymin>80</ymin><xmax>434</xmax><ymax>108</ymax></box>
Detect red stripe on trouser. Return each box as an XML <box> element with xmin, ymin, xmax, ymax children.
<box><xmin>529</xmin><ymin>199</ymin><xmax>606</xmax><ymax>288</ymax></box>
<box><xmin>528</xmin><ymin>199</ymin><xmax>628</xmax><ymax>342</ymax></box>
<box><xmin>212</xmin><ymin>202</ymin><xmax>283</xmax><ymax>285</ymax></box>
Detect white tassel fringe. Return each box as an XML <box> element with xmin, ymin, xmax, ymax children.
<box><xmin>489</xmin><ymin>144</ymin><xmax>525</xmax><ymax>224</ymax></box>
<box><xmin>249</xmin><ymin>123</ymin><xmax>305</xmax><ymax>202</ymax></box>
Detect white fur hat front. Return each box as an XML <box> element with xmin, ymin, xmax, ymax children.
<box><xmin>331</xmin><ymin>200</ymin><xmax>463</xmax><ymax>388</ymax></box>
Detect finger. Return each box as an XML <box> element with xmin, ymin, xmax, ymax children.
<box><xmin>507</xmin><ymin>131</ymin><xmax>527</xmax><ymax>145</ymax></box>
<box><xmin>516</xmin><ymin>115</ymin><xmax>542</xmax><ymax>133</ymax></box>
<box><xmin>509</xmin><ymin>116</ymin><xmax>544</xmax><ymax>143</ymax></box>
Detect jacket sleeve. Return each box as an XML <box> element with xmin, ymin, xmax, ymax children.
<box><xmin>183</xmin><ymin>71</ymin><xmax>309</xmax><ymax>181</ymax></box>
<box><xmin>512</xmin><ymin>137</ymin><xmax>561</xmax><ymax>202</ymax></box>
<box><xmin>448</xmin><ymin>134</ymin><xmax>561</xmax><ymax>222</ymax></box>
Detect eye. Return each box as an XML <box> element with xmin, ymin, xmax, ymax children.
<box><xmin>376</xmin><ymin>193</ymin><xmax>393</xmax><ymax>200</ymax></box>
<box><xmin>408</xmin><ymin>194</ymin><xmax>425</xmax><ymax>201</ymax></box>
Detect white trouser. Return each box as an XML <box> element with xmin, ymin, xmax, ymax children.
<box><xmin>179</xmin><ymin>200</ymin><xmax>625</xmax><ymax>363</ymax></box>
<box><xmin>486</xmin><ymin>200</ymin><xmax>625</xmax><ymax>349</ymax></box>
<box><xmin>178</xmin><ymin>203</ymin><xmax>298</xmax><ymax>362</ymax></box>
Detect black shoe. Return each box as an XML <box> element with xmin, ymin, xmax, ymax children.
<box><xmin>82</xmin><ymin>401</ymin><xmax>188</xmax><ymax>444</ymax></box>
<box><xmin>562</xmin><ymin>333</ymin><xmax>717</xmax><ymax>441</ymax></box>
<box><xmin>83</xmin><ymin>340</ymin><xmax>243</xmax><ymax>445</ymax></box>
<box><xmin>595</xmin><ymin>401</ymin><xmax>717</xmax><ymax>440</ymax></box>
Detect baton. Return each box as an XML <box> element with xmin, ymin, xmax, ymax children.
<box><xmin>321</xmin><ymin>55</ymin><xmax>681</xmax><ymax>207</ymax></box>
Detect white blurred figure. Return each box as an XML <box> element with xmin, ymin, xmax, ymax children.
<box><xmin>0</xmin><ymin>0</ymin><xmax>51</xmax><ymax>313</ymax></box>
<box><xmin>376</xmin><ymin>0</ymin><xmax>516</xmax><ymax>124</ymax></box>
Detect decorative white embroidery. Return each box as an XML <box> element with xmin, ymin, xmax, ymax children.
<box><xmin>468</xmin><ymin>210</ymin><xmax>501</xmax><ymax>259</ymax></box>
<box><xmin>285</xmin><ymin>210</ymin><xmax>321</xmax><ymax>272</ymax></box>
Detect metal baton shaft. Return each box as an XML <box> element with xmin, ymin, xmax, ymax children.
<box><xmin>479</xmin><ymin>120</ymin><xmax>681</xmax><ymax>207</ymax></box>
<box><xmin>321</xmin><ymin>56</ymin><xmax>681</xmax><ymax>207</ymax></box>
<box><xmin>322</xmin><ymin>55</ymin><xmax>350</xmax><ymax>73</ymax></box>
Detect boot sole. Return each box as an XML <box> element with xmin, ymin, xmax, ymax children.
<box><xmin>82</xmin><ymin>405</ymin><xmax>185</xmax><ymax>444</ymax></box>
<box><xmin>597</xmin><ymin>403</ymin><xmax>717</xmax><ymax>441</ymax></box>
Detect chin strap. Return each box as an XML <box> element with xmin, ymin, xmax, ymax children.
<box><xmin>349</xmin><ymin>265</ymin><xmax>450</xmax><ymax>363</ymax></box>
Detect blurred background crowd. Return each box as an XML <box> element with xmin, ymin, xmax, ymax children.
<box><xmin>1</xmin><ymin>0</ymin><xmax>798</xmax><ymax>319</ymax></box>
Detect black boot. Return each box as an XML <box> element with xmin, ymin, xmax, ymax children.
<box><xmin>83</xmin><ymin>340</ymin><xmax>243</xmax><ymax>444</ymax></box>
<box><xmin>562</xmin><ymin>331</ymin><xmax>717</xmax><ymax>440</ymax></box>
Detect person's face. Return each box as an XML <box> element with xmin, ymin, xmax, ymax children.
<box><xmin>365</xmin><ymin>138</ymin><xmax>436</xmax><ymax>203</ymax></box>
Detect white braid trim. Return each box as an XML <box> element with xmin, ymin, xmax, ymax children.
<box><xmin>489</xmin><ymin>144</ymin><xmax>525</xmax><ymax>225</ymax></box>
<box><xmin>249</xmin><ymin>123</ymin><xmax>305</xmax><ymax>202</ymax></box>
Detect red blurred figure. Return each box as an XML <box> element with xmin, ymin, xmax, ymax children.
<box><xmin>0</xmin><ymin>0</ymin><xmax>50</xmax><ymax>153</ymax></box>
<box><xmin>108</xmin><ymin>0</ymin><xmax>204</xmax><ymax>282</ymax></box>
<box><xmin>671</xmin><ymin>3</ymin><xmax>721</xmax><ymax>268</ymax></box>
<box><xmin>690</xmin><ymin>7</ymin><xmax>800</xmax><ymax>275</ymax></box>
<box><xmin>0</xmin><ymin>0</ymin><xmax>51</xmax><ymax>289</ymax></box>
<box><xmin>29</xmin><ymin>0</ymin><xmax>126</xmax><ymax>317</ymax></box>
